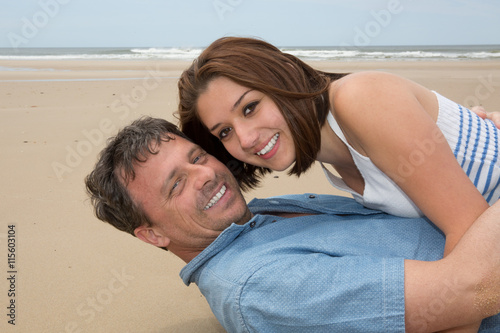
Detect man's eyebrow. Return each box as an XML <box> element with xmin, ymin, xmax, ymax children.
<box><xmin>208</xmin><ymin>89</ymin><xmax>253</xmax><ymax>133</ymax></box>
<box><xmin>160</xmin><ymin>145</ymin><xmax>200</xmax><ymax>196</ymax></box>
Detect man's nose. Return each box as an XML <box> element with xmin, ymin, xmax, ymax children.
<box><xmin>191</xmin><ymin>163</ymin><xmax>216</xmax><ymax>191</ymax></box>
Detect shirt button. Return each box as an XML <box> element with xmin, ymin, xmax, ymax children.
<box><xmin>309</xmin><ymin>195</ymin><xmax>316</xmax><ymax>199</ymax></box>
<box><xmin>250</xmin><ymin>221</ymin><xmax>256</xmax><ymax>228</ymax></box>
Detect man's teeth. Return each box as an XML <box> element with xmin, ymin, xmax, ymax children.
<box><xmin>204</xmin><ymin>185</ymin><xmax>226</xmax><ymax>210</ymax></box>
<box><xmin>256</xmin><ymin>133</ymin><xmax>279</xmax><ymax>156</ymax></box>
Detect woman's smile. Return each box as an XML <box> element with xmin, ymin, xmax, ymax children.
<box><xmin>255</xmin><ymin>133</ymin><xmax>279</xmax><ymax>158</ymax></box>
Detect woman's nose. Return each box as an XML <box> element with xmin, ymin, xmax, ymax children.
<box><xmin>235</xmin><ymin>124</ymin><xmax>258</xmax><ymax>150</ymax></box>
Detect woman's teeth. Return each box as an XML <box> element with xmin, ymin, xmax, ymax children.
<box><xmin>204</xmin><ymin>185</ymin><xmax>226</xmax><ymax>210</ymax></box>
<box><xmin>256</xmin><ymin>133</ymin><xmax>279</xmax><ymax>156</ymax></box>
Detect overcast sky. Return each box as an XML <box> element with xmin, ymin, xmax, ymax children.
<box><xmin>1</xmin><ymin>0</ymin><xmax>500</xmax><ymax>48</ymax></box>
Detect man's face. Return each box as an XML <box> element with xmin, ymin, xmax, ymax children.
<box><xmin>126</xmin><ymin>135</ymin><xmax>252</xmax><ymax>254</ymax></box>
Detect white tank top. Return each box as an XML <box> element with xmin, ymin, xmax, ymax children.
<box><xmin>322</xmin><ymin>91</ymin><xmax>500</xmax><ymax>218</ymax></box>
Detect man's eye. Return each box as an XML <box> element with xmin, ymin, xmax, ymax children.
<box><xmin>193</xmin><ymin>152</ymin><xmax>207</xmax><ymax>164</ymax></box>
<box><xmin>243</xmin><ymin>101</ymin><xmax>258</xmax><ymax>116</ymax></box>
<box><xmin>168</xmin><ymin>179</ymin><xmax>181</xmax><ymax>197</ymax></box>
<box><xmin>219</xmin><ymin>127</ymin><xmax>232</xmax><ymax>140</ymax></box>
<box><xmin>172</xmin><ymin>180</ymin><xmax>180</xmax><ymax>191</ymax></box>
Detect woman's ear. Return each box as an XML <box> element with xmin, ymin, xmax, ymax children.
<box><xmin>134</xmin><ymin>225</ymin><xmax>171</xmax><ymax>248</ymax></box>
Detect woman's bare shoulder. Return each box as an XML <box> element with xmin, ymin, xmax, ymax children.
<box><xmin>332</xmin><ymin>71</ymin><xmax>410</xmax><ymax>93</ymax></box>
<box><xmin>330</xmin><ymin>71</ymin><xmax>426</xmax><ymax>110</ymax></box>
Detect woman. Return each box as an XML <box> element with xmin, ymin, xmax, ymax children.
<box><xmin>178</xmin><ymin>36</ymin><xmax>500</xmax><ymax>257</ymax></box>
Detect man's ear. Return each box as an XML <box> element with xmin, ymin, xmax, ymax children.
<box><xmin>134</xmin><ymin>225</ymin><xmax>171</xmax><ymax>248</ymax></box>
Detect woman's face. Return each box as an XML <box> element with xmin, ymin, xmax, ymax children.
<box><xmin>197</xmin><ymin>77</ymin><xmax>296</xmax><ymax>171</ymax></box>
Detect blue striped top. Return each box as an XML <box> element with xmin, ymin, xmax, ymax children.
<box><xmin>322</xmin><ymin>91</ymin><xmax>500</xmax><ymax>218</ymax></box>
<box><xmin>437</xmin><ymin>91</ymin><xmax>500</xmax><ymax>204</ymax></box>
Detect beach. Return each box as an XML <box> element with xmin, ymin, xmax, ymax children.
<box><xmin>1</xmin><ymin>58</ymin><xmax>500</xmax><ymax>332</ymax></box>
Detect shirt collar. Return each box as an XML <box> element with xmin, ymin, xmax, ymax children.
<box><xmin>180</xmin><ymin>194</ymin><xmax>382</xmax><ymax>285</ymax></box>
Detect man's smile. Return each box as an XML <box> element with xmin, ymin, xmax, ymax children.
<box><xmin>204</xmin><ymin>185</ymin><xmax>227</xmax><ymax>210</ymax></box>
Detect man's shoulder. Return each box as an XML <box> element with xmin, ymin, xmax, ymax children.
<box><xmin>248</xmin><ymin>193</ymin><xmax>383</xmax><ymax>216</ymax></box>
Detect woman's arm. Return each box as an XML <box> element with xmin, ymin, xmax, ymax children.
<box><xmin>331</xmin><ymin>71</ymin><xmax>490</xmax><ymax>255</ymax></box>
<box><xmin>405</xmin><ymin>200</ymin><xmax>500</xmax><ymax>332</ymax></box>
<box><xmin>438</xmin><ymin>323</ymin><xmax>480</xmax><ymax>333</ymax></box>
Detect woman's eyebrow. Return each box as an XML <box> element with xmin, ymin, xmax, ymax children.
<box><xmin>231</xmin><ymin>89</ymin><xmax>253</xmax><ymax>112</ymax></box>
<box><xmin>208</xmin><ymin>89</ymin><xmax>253</xmax><ymax>133</ymax></box>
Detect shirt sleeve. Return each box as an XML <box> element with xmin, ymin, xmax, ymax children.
<box><xmin>236</xmin><ymin>254</ymin><xmax>405</xmax><ymax>333</ymax></box>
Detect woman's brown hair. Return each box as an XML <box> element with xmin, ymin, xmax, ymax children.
<box><xmin>177</xmin><ymin>36</ymin><xmax>347</xmax><ymax>191</ymax></box>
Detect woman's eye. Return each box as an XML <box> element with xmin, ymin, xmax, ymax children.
<box><xmin>219</xmin><ymin>127</ymin><xmax>232</xmax><ymax>140</ymax></box>
<box><xmin>243</xmin><ymin>101</ymin><xmax>258</xmax><ymax>116</ymax></box>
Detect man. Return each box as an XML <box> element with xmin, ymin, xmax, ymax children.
<box><xmin>85</xmin><ymin>117</ymin><xmax>500</xmax><ymax>332</ymax></box>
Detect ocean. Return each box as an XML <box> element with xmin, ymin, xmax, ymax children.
<box><xmin>0</xmin><ymin>44</ymin><xmax>499</xmax><ymax>62</ymax></box>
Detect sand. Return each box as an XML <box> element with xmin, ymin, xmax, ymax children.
<box><xmin>1</xmin><ymin>59</ymin><xmax>499</xmax><ymax>333</ymax></box>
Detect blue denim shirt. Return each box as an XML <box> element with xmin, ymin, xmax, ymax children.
<box><xmin>180</xmin><ymin>194</ymin><xmax>500</xmax><ymax>332</ymax></box>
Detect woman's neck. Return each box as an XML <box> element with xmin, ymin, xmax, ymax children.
<box><xmin>317</xmin><ymin>118</ymin><xmax>352</xmax><ymax>167</ymax></box>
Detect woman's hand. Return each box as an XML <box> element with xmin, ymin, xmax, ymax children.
<box><xmin>471</xmin><ymin>106</ymin><xmax>500</xmax><ymax>128</ymax></box>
